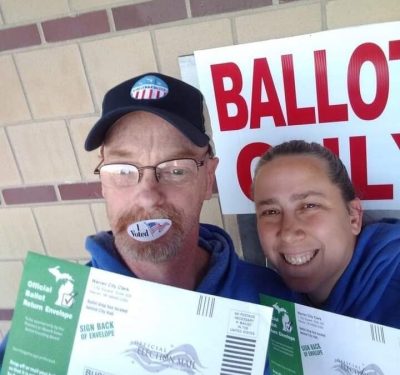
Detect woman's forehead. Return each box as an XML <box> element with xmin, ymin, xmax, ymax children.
<box><xmin>261</xmin><ymin>154</ymin><xmax>328</xmax><ymax>174</ymax></box>
<box><xmin>254</xmin><ymin>155</ymin><xmax>333</xmax><ymax>193</ymax></box>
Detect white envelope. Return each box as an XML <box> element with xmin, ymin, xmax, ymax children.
<box><xmin>1</xmin><ymin>253</ymin><xmax>273</xmax><ymax>375</ymax></box>
<box><xmin>261</xmin><ymin>295</ymin><xmax>400</xmax><ymax>375</ymax></box>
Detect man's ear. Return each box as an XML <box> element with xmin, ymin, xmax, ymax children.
<box><xmin>98</xmin><ymin>147</ymin><xmax>105</xmax><ymax>198</ymax></box>
<box><xmin>101</xmin><ymin>183</ymin><xmax>107</xmax><ymax>200</ymax></box>
<box><xmin>348</xmin><ymin>198</ymin><xmax>363</xmax><ymax>235</ymax></box>
<box><xmin>204</xmin><ymin>157</ymin><xmax>219</xmax><ymax>200</ymax></box>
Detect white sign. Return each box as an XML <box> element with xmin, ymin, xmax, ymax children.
<box><xmin>195</xmin><ymin>22</ymin><xmax>400</xmax><ymax>214</ymax></box>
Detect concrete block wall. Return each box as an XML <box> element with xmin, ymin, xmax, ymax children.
<box><xmin>0</xmin><ymin>0</ymin><xmax>399</xmax><ymax>334</ymax></box>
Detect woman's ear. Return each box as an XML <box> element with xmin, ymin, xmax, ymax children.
<box><xmin>348</xmin><ymin>198</ymin><xmax>363</xmax><ymax>235</ymax></box>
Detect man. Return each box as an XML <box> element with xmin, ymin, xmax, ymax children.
<box><xmin>0</xmin><ymin>73</ymin><xmax>292</xmax><ymax>371</ymax></box>
<box><xmin>252</xmin><ymin>140</ymin><xmax>400</xmax><ymax>328</ymax></box>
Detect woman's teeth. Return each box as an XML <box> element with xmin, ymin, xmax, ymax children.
<box><xmin>284</xmin><ymin>250</ymin><xmax>318</xmax><ymax>265</ymax></box>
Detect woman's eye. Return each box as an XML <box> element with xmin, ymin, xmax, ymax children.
<box><xmin>261</xmin><ymin>209</ymin><xmax>280</xmax><ymax>216</ymax></box>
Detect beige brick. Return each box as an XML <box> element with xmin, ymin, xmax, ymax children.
<box><xmin>235</xmin><ymin>3</ymin><xmax>322</xmax><ymax>44</ymax></box>
<box><xmin>0</xmin><ymin>321</ymin><xmax>12</xmax><ymax>339</ymax></box>
<box><xmin>70</xmin><ymin>0</ymin><xmax>141</xmax><ymax>11</ymax></box>
<box><xmin>0</xmin><ymin>56</ymin><xmax>31</xmax><ymax>125</ymax></box>
<box><xmin>69</xmin><ymin>117</ymin><xmax>101</xmax><ymax>180</ymax></box>
<box><xmin>15</xmin><ymin>45</ymin><xmax>94</xmax><ymax>119</ymax></box>
<box><xmin>0</xmin><ymin>208</ymin><xmax>44</xmax><ymax>260</ymax></box>
<box><xmin>0</xmin><ymin>261</ymin><xmax>23</xmax><ymax>308</ymax></box>
<box><xmin>0</xmin><ymin>127</ymin><xmax>21</xmax><ymax>186</ymax></box>
<box><xmin>81</xmin><ymin>33</ymin><xmax>157</xmax><ymax>110</ymax></box>
<box><xmin>327</xmin><ymin>0</ymin><xmax>400</xmax><ymax>28</ymax></box>
<box><xmin>1</xmin><ymin>0</ymin><xmax>69</xmax><ymax>24</ymax></box>
<box><xmin>34</xmin><ymin>204</ymin><xmax>96</xmax><ymax>259</ymax></box>
<box><xmin>91</xmin><ymin>202</ymin><xmax>110</xmax><ymax>232</ymax></box>
<box><xmin>155</xmin><ymin>19</ymin><xmax>233</xmax><ymax>77</ymax></box>
<box><xmin>8</xmin><ymin>121</ymin><xmax>81</xmax><ymax>184</ymax></box>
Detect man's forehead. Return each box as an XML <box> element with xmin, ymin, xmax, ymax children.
<box><xmin>104</xmin><ymin>143</ymin><xmax>200</xmax><ymax>159</ymax></box>
<box><xmin>107</xmin><ymin>111</ymin><xmax>174</xmax><ymax>134</ymax></box>
<box><xmin>107</xmin><ymin>112</ymin><xmax>185</xmax><ymax>142</ymax></box>
<box><xmin>103</xmin><ymin>111</ymin><xmax>205</xmax><ymax>158</ymax></box>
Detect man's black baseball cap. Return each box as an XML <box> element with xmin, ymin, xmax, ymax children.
<box><xmin>85</xmin><ymin>72</ymin><xmax>210</xmax><ymax>151</ymax></box>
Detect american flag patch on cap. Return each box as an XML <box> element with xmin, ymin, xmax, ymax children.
<box><xmin>130</xmin><ymin>75</ymin><xmax>169</xmax><ymax>100</ymax></box>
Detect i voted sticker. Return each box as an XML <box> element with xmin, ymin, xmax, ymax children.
<box><xmin>127</xmin><ymin>219</ymin><xmax>172</xmax><ymax>242</ymax></box>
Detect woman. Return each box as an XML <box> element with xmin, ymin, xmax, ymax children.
<box><xmin>252</xmin><ymin>140</ymin><xmax>400</xmax><ymax>328</ymax></box>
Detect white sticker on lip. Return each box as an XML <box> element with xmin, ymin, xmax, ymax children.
<box><xmin>127</xmin><ymin>219</ymin><xmax>172</xmax><ymax>242</ymax></box>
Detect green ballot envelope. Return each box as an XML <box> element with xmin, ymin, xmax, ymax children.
<box><xmin>1</xmin><ymin>252</ymin><xmax>273</xmax><ymax>375</ymax></box>
<box><xmin>260</xmin><ymin>295</ymin><xmax>400</xmax><ymax>375</ymax></box>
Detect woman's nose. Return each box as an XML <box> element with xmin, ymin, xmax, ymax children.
<box><xmin>279</xmin><ymin>213</ymin><xmax>305</xmax><ymax>243</ymax></box>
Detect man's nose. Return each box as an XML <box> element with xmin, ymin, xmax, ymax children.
<box><xmin>279</xmin><ymin>213</ymin><xmax>305</xmax><ymax>243</ymax></box>
<box><xmin>134</xmin><ymin>168</ymin><xmax>164</xmax><ymax>208</ymax></box>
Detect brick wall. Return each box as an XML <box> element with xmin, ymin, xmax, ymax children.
<box><xmin>1</xmin><ymin>0</ymin><xmax>399</xmax><ymax>334</ymax></box>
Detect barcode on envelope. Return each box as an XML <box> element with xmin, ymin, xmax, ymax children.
<box><xmin>370</xmin><ymin>323</ymin><xmax>385</xmax><ymax>344</ymax></box>
<box><xmin>197</xmin><ymin>295</ymin><xmax>215</xmax><ymax>317</ymax></box>
<box><xmin>220</xmin><ymin>335</ymin><xmax>256</xmax><ymax>375</ymax></box>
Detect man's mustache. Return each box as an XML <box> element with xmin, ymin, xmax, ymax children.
<box><xmin>115</xmin><ymin>206</ymin><xmax>182</xmax><ymax>234</ymax></box>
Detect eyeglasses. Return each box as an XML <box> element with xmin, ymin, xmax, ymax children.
<box><xmin>94</xmin><ymin>157</ymin><xmax>207</xmax><ymax>187</ymax></box>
